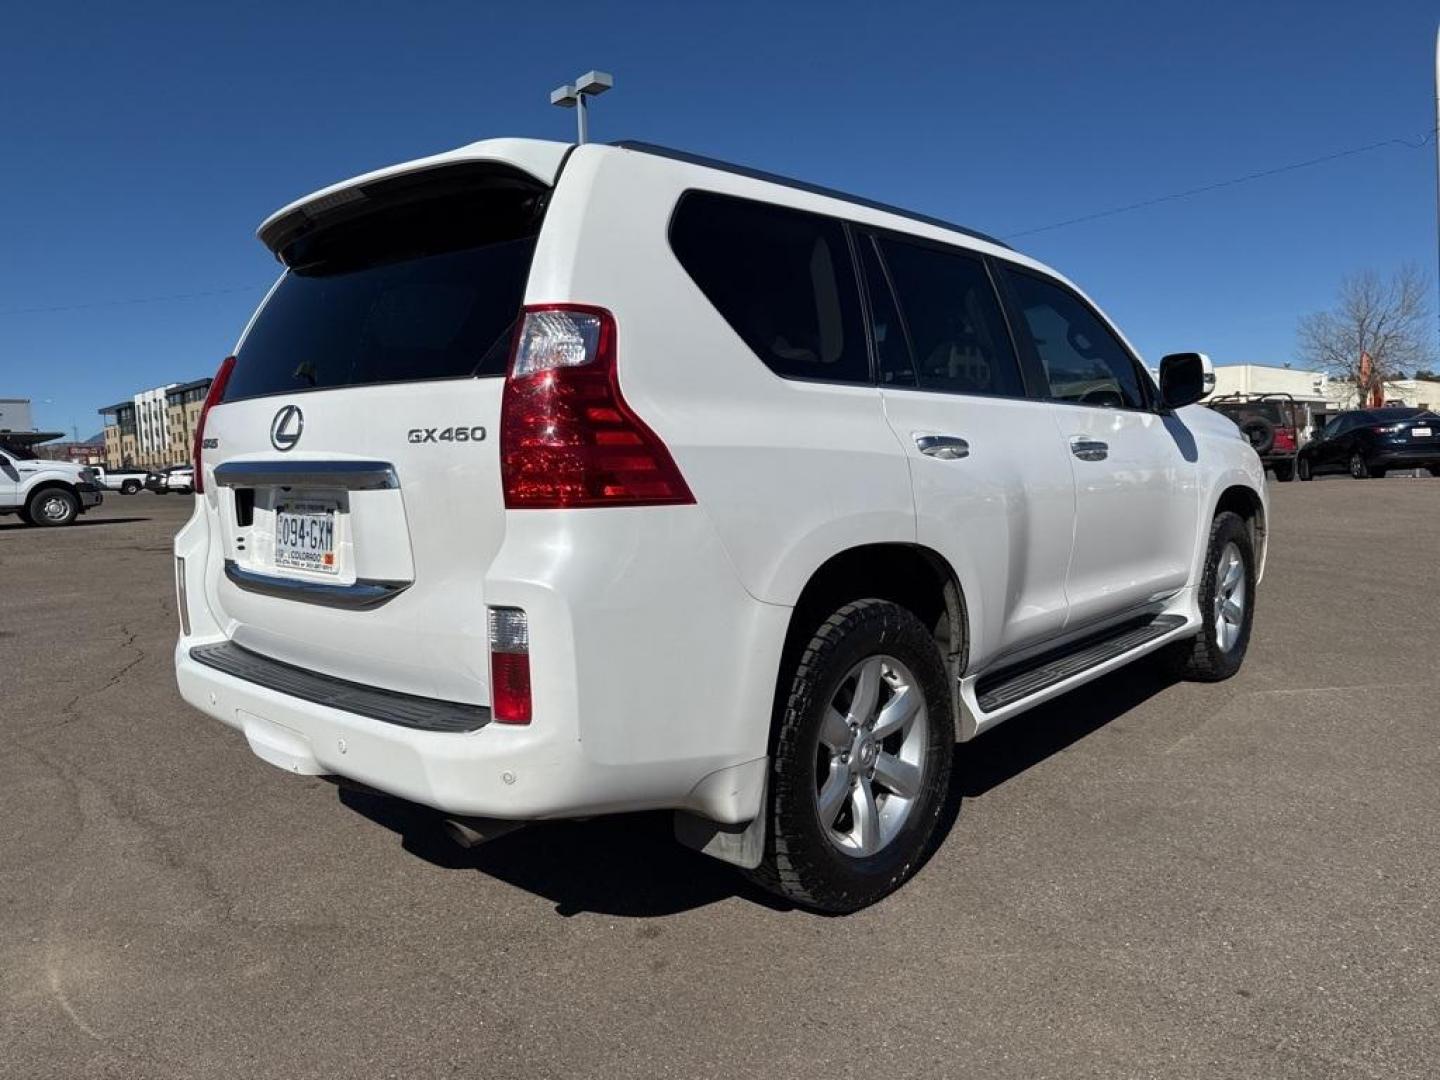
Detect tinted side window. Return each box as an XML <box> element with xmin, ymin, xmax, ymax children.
<box><xmin>877</xmin><ymin>237</ymin><xmax>1023</xmax><ymax>398</ymax></box>
<box><xmin>1003</xmin><ymin>270</ymin><xmax>1145</xmax><ymax>409</ymax></box>
<box><xmin>670</xmin><ymin>192</ymin><xmax>868</xmax><ymax>383</ymax></box>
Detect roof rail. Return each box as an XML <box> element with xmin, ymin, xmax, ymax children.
<box><xmin>610</xmin><ymin>140</ymin><xmax>1011</xmax><ymax>250</ymax></box>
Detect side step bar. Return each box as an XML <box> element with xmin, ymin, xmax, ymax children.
<box><xmin>959</xmin><ymin>613</ymin><xmax>1196</xmax><ymax>738</ymax></box>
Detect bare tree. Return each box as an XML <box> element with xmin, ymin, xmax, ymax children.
<box><xmin>1297</xmin><ymin>265</ymin><xmax>1435</xmax><ymax>405</ymax></box>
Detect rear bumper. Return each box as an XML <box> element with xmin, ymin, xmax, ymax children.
<box><xmin>1373</xmin><ymin>449</ymin><xmax>1440</xmax><ymax>468</ymax></box>
<box><xmin>173</xmin><ymin>501</ymin><xmax>787</xmax><ymax>825</ymax></box>
<box><xmin>175</xmin><ymin>637</ymin><xmax>767</xmax><ymax>822</ymax></box>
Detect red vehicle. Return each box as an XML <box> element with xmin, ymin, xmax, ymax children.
<box><xmin>1205</xmin><ymin>393</ymin><xmax>1301</xmax><ymax>482</ymax></box>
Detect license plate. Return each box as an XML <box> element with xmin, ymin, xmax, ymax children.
<box><xmin>275</xmin><ymin>503</ymin><xmax>337</xmax><ymax>574</ymax></box>
<box><xmin>1412</xmin><ymin>427</ymin><xmax>1432</xmax><ymax>438</ymax></box>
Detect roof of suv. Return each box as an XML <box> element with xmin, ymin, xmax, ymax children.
<box><xmin>257</xmin><ymin>137</ymin><xmax>1013</xmax><ymax>258</ymax></box>
<box><xmin>611</xmin><ymin>141</ymin><xmax>1011</xmax><ymax>250</ymax></box>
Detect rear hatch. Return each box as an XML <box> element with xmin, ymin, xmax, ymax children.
<box><xmin>199</xmin><ymin>153</ymin><xmax>560</xmax><ymax>702</ymax></box>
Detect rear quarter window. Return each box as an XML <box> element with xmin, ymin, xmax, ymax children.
<box><xmin>668</xmin><ymin>191</ymin><xmax>869</xmax><ymax>385</ymax></box>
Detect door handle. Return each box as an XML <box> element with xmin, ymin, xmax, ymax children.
<box><xmin>915</xmin><ymin>434</ymin><xmax>970</xmax><ymax>460</ymax></box>
<box><xmin>1070</xmin><ymin>437</ymin><xmax>1109</xmax><ymax>462</ymax></box>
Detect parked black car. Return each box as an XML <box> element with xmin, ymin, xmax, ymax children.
<box><xmin>1296</xmin><ymin>407</ymin><xmax>1440</xmax><ymax>480</ymax></box>
<box><xmin>1205</xmin><ymin>394</ymin><xmax>1302</xmax><ymax>481</ymax></box>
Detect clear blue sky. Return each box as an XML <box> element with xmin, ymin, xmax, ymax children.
<box><xmin>2</xmin><ymin>0</ymin><xmax>1436</xmax><ymax>438</ymax></box>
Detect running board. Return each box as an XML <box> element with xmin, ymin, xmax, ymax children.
<box><xmin>959</xmin><ymin>613</ymin><xmax>1195</xmax><ymax>738</ymax></box>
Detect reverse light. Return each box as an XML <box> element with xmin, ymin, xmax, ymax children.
<box><xmin>488</xmin><ymin>606</ymin><xmax>532</xmax><ymax>725</ymax></box>
<box><xmin>193</xmin><ymin>355</ymin><xmax>236</xmax><ymax>494</ymax></box>
<box><xmin>500</xmin><ymin>305</ymin><xmax>694</xmax><ymax>509</ymax></box>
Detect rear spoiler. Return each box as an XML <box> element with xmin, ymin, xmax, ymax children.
<box><xmin>257</xmin><ymin>138</ymin><xmax>572</xmax><ymax>262</ymax></box>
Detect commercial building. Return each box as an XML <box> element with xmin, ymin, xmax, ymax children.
<box><xmin>98</xmin><ymin>376</ymin><xmax>211</xmax><ymax>468</ymax></box>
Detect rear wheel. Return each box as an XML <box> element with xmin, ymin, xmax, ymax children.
<box><xmin>1429</xmin><ymin>466</ymin><xmax>1440</xmax><ymax>478</ymax></box>
<box><xmin>27</xmin><ymin>488</ymin><xmax>78</xmax><ymax>527</ymax></box>
<box><xmin>1349</xmin><ymin>452</ymin><xmax>1377</xmax><ymax>479</ymax></box>
<box><xmin>1162</xmin><ymin>511</ymin><xmax>1255</xmax><ymax>682</ymax></box>
<box><xmin>121</xmin><ymin>479</ymin><xmax>141</xmax><ymax>494</ymax></box>
<box><xmin>1297</xmin><ymin>457</ymin><xmax>1313</xmax><ymax>481</ymax></box>
<box><xmin>749</xmin><ymin>599</ymin><xmax>953</xmax><ymax>913</ymax></box>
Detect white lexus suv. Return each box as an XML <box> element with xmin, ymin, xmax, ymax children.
<box><xmin>174</xmin><ymin>138</ymin><xmax>1266</xmax><ymax>912</ymax></box>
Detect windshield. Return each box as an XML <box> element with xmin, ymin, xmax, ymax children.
<box><xmin>0</xmin><ymin>438</ymin><xmax>39</xmax><ymax>460</ymax></box>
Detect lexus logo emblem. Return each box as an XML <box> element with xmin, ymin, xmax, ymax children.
<box><xmin>270</xmin><ymin>405</ymin><xmax>304</xmax><ymax>451</ymax></box>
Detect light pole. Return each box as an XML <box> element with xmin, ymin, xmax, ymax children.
<box><xmin>550</xmin><ymin>71</ymin><xmax>613</xmax><ymax>145</ymax></box>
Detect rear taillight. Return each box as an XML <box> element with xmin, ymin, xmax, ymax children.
<box><xmin>488</xmin><ymin>607</ymin><xmax>531</xmax><ymax>724</ymax></box>
<box><xmin>1371</xmin><ymin>423</ymin><xmax>1404</xmax><ymax>436</ymax></box>
<box><xmin>193</xmin><ymin>355</ymin><xmax>236</xmax><ymax>494</ymax></box>
<box><xmin>1272</xmin><ymin>428</ymin><xmax>1296</xmax><ymax>452</ymax></box>
<box><xmin>500</xmin><ymin>305</ymin><xmax>694</xmax><ymax>509</ymax></box>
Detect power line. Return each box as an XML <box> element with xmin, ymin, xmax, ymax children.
<box><xmin>0</xmin><ymin>282</ymin><xmax>268</xmax><ymax>317</ymax></box>
<box><xmin>1004</xmin><ymin>128</ymin><xmax>1438</xmax><ymax>240</ymax></box>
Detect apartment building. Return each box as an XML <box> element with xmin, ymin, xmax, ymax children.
<box><xmin>165</xmin><ymin>379</ymin><xmax>213</xmax><ymax>464</ymax></box>
<box><xmin>98</xmin><ymin>376</ymin><xmax>211</xmax><ymax>468</ymax></box>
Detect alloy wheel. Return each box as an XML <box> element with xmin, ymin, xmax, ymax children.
<box><xmin>814</xmin><ymin>655</ymin><xmax>928</xmax><ymax>857</ymax></box>
<box><xmin>1213</xmin><ymin>542</ymin><xmax>1246</xmax><ymax>653</ymax></box>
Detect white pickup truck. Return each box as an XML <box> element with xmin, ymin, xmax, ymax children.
<box><xmin>94</xmin><ymin>466</ymin><xmax>150</xmax><ymax>494</ymax></box>
<box><xmin>0</xmin><ymin>441</ymin><xmax>104</xmax><ymax>526</ymax></box>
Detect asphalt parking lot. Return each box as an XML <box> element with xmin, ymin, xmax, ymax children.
<box><xmin>3</xmin><ymin>481</ymin><xmax>1438</xmax><ymax>1080</ymax></box>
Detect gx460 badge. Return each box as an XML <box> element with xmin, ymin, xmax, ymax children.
<box><xmin>408</xmin><ymin>426</ymin><xmax>487</xmax><ymax>444</ymax></box>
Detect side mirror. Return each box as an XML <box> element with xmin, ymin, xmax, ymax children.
<box><xmin>1159</xmin><ymin>352</ymin><xmax>1209</xmax><ymax>410</ymax></box>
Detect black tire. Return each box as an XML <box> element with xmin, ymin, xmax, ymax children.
<box><xmin>1161</xmin><ymin>511</ymin><xmax>1255</xmax><ymax>682</ymax></box>
<box><xmin>748</xmin><ymin>599</ymin><xmax>953</xmax><ymax>913</ymax></box>
<box><xmin>1239</xmin><ymin>416</ymin><xmax>1276</xmax><ymax>455</ymax></box>
<box><xmin>1271</xmin><ymin>460</ymin><xmax>1295</xmax><ymax>482</ymax></box>
<box><xmin>1349</xmin><ymin>452</ymin><xmax>1372</xmax><ymax>479</ymax></box>
<box><xmin>26</xmin><ymin>487</ymin><xmax>79</xmax><ymax>527</ymax></box>
<box><xmin>1429</xmin><ymin>467</ymin><xmax>1440</xmax><ymax>478</ymax></box>
<box><xmin>121</xmin><ymin>479</ymin><xmax>141</xmax><ymax>494</ymax></box>
<box><xmin>1297</xmin><ymin>457</ymin><xmax>1313</xmax><ymax>481</ymax></box>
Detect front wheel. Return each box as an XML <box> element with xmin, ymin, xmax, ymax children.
<box><xmin>1162</xmin><ymin>511</ymin><xmax>1255</xmax><ymax>682</ymax></box>
<box><xmin>27</xmin><ymin>488</ymin><xmax>79</xmax><ymax>527</ymax></box>
<box><xmin>749</xmin><ymin>599</ymin><xmax>953</xmax><ymax>913</ymax></box>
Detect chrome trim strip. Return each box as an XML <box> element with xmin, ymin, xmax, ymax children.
<box><xmin>213</xmin><ymin>460</ymin><xmax>399</xmax><ymax>490</ymax></box>
<box><xmin>223</xmin><ymin>559</ymin><xmax>410</xmax><ymax>610</ymax></box>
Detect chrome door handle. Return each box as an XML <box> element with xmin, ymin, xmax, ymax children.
<box><xmin>1070</xmin><ymin>437</ymin><xmax>1108</xmax><ymax>461</ymax></box>
<box><xmin>915</xmin><ymin>434</ymin><xmax>970</xmax><ymax>460</ymax></box>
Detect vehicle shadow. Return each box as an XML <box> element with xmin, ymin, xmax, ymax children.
<box><xmin>0</xmin><ymin>516</ymin><xmax>151</xmax><ymax>531</ymax></box>
<box><xmin>333</xmin><ymin>782</ymin><xmax>790</xmax><ymax>918</ymax></box>
<box><xmin>333</xmin><ymin>659</ymin><xmax>1178</xmax><ymax>918</ymax></box>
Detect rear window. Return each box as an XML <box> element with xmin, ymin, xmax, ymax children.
<box><xmin>669</xmin><ymin>191</ymin><xmax>868</xmax><ymax>384</ymax></box>
<box><xmin>226</xmin><ymin>174</ymin><xmax>546</xmax><ymax>402</ymax></box>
